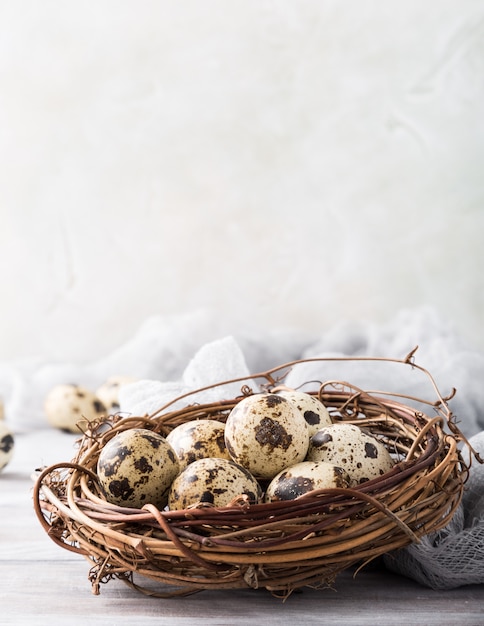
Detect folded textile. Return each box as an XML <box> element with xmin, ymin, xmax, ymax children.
<box><xmin>383</xmin><ymin>431</ymin><xmax>484</xmax><ymax>589</ymax></box>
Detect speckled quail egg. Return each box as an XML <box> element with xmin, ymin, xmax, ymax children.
<box><xmin>265</xmin><ymin>460</ymin><xmax>350</xmax><ymax>502</ymax></box>
<box><xmin>276</xmin><ymin>390</ymin><xmax>332</xmax><ymax>437</ymax></box>
<box><xmin>224</xmin><ymin>393</ymin><xmax>309</xmax><ymax>480</ymax></box>
<box><xmin>44</xmin><ymin>384</ymin><xmax>106</xmax><ymax>433</ymax></box>
<box><xmin>168</xmin><ymin>457</ymin><xmax>262</xmax><ymax>510</ymax></box>
<box><xmin>0</xmin><ymin>420</ymin><xmax>14</xmax><ymax>472</ymax></box>
<box><xmin>166</xmin><ymin>419</ymin><xmax>230</xmax><ymax>471</ymax></box>
<box><xmin>306</xmin><ymin>423</ymin><xmax>394</xmax><ymax>485</ymax></box>
<box><xmin>97</xmin><ymin>428</ymin><xmax>180</xmax><ymax>509</ymax></box>
<box><xmin>95</xmin><ymin>376</ymin><xmax>138</xmax><ymax>413</ymax></box>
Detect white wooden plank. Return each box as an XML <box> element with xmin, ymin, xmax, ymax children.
<box><xmin>1</xmin><ymin>561</ymin><xmax>483</xmax><ymax>626</ymax></box>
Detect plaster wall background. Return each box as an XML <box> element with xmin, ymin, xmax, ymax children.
<box><xmin>1</xmin><ymin>1</ymin><xmax>483</xmax><ymax>363</ymax></box>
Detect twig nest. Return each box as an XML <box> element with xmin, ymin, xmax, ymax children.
<box><xmin>97</xmin><ymin>428</ymin><xmax>180</xmax><ymax>509</ymax></box>
<box><xmin>44</xmin><ymin>384</ymin><xmax>106</xmax><ymax>433</ymax></box>
<box><xmin>0</xmin><ymin>420</ymin><xmax>14</xmax><ymax>472</ymax></box>
<box><xmin>166</xmin><ymin>419</ymin><xmax>230</xmax><ymax>471</ymax></box>
<box><xmin>265</xmin><ymin>461</ymin><xmax>350</xmax><ymax>502</ymax></box>
<box><xmin>168</xmin><ymin>457</ymin><xmax>262</xmax><ymax>510</ymax></box>
<box><xmin>224</xmin><ymin>394</ymin><xmax>309</xmax><ymax>480</ymax></box>
<box><xmin>307</xmin><ymin>423</ymin><xmax>394</xmax><ymax>486</ymax></box>
<box><xmin>33</xmin><ymin>354</ymin><xmax>469</xmax><ymax>597</ymax></box>
<box><xmin>275</xmin><ymin>390</ymin><xmax>332</xmax><ymax>436</ymax></box>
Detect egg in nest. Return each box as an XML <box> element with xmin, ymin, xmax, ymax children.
<box><xmin>306</xmin><ymin>423</ymin><xmax>394</xmax><ymax>485</ymax></box>
<box><xmin>97</xmin><ymin>428</ymin><xmax>180</xmax><ymax>509</ymax></box>
<box><xmin>224</xmin><ymin>393</ymin><xmax>309</xmax><ymax>480</ymax></box>
<box><xmin>276</xmin><ymin>389</ymin><xmax>332</xmax><ymax>436</ymax></box>
<box><xmin>265</xmin><ymin>460</ymin><xmax>350</xmax><ymax>502</ymax></box>
<box><xmin>166</xmin><ymin>419</ymin><xmax>229</xmax><ymax>471</ymax></box>
<box><xmin>168</xmin><ymin>457</ymin><xmax>262</xmax><ymax>510</ymax></box>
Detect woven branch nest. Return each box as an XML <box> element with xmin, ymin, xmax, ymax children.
<box><xmin>33</xmin><ymin>353</ymin><xmax>474</xmax><ymax>599</ymax></box>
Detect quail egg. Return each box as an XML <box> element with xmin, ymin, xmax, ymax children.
<box><xmin>0</xmin><ymin>421</ymin><xmax>14</xmax><ymax>472</ymax></box>
<box><xmin>44</xmin><ymin>384</ymin><xmax>106</xmax><ymax>433</ymax></box>
<box><xmin>95</xmin><ymin>376</ymin><xmax>137</xmax><ymax>413</ymax></box>
<box><xmin>166</xmin><ymin>419</ymin><xmax>230</xmax><ymax>471</ymax></box>
<box><xmin>306</xmin><ymin>423</ymin><xmax>394</xmax><ymax>485</ymax></box>
<box><xmin>168</xmin><ymin>457</ymin><xmax>262</xmax><ymax>510</ymax></box>
<box><xmin>265</xmin><ymin>460</ymin><xmax>350</xmax><ymax>502</ymax></box>
<box><xmin>276</xmin><ymin>390</ymin><xmax>332</xmax><ymax>436</ymax></box>
<box><xmin>97</xmin><ymin>428</ymin><xmax>180</xmax><ymax>509</ymax></box>
<box><xmin>224</xmin><ymin>393</ymin><xmax>309</xmax><ymax>480</ymax></box>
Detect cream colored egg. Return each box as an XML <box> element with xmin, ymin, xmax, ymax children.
<box><xmin>0</xmin><ymin>421</ymin><xmax>14</xmax><ymax>472</ymax></box>
<box><xmin>166</xmin><ymin>419</ymin><xmax>229</xmax><ymax>471</ymax></box>
<box><xmin>44</xmin><ymin>384</ymin><xmax>106</xmax><ymax>433</ymax></box>
<box><xmin>224</xmin><ymin>393</ymin><xmax>309</xmax><ymax>480</ymax></box>
<box><xmin>265</xmin><ymin>460</ymin><xmax>350</xmax><ymax>502</ymax></box>
<box><xmin>97</xmin><ymin>428</ymin><xmax>180</xmax><ymax>509</ymax></box>
<box><xmin>95</xmin><ymin>376</ymin><xmax>138</xmax><ymax>413</ymax></box>
<box><xmin>276</xmin><ymin>390</ymin><xmax>332</xmax><ymax>436</ymax></box>
<box><xmin>168</xmin><ymin>457</ymin><xmax>262</xmax><ymax>510</ymax></box>
<box><xmin>307</xmin><ymin>423</ymin><xmax>394</xmax><ymax>485</ymax></box>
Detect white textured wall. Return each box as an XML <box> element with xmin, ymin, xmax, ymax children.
<box><xmin>1</xmin><ymin>1</ymin><xmax>483</xmax><ymax>362</ymax></box>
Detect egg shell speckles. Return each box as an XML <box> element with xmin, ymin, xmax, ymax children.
<box><xmin>265</xmin><ymin>461</ymin><xmax>350</xmax><ymax>502</ymax></box>
<box><xmin>224</xmin><ymin>393</ymin><xmax>309</xmax><ymax>480</ymax></box>
<box><xmin>97</xmin><ymin>428</ymin><xmax>180</xmax><ymax>509</ymax></box>
<box><xmin>44</xmin><ymin>384</ymin><xmax>106</xmax><ymax>433</ymax></box>
<box><xmin>168</xmin><ymin>457</ymin><xmax>262</xmax><ymax>510</ymax></box>
<box><xmin>306</xmin><ymin>423</ymin><xmax>394</xmax><ymax>485</ymax></box>
<box><xmin>0</xmin><ymin>421</ymin><xmax>14</xmax><ymax>472</ymax></box>
<box><xmin>166</xmin><ymin>419</ymin><xmax>230</xmax><ymax>471</ymax></box>
<box><xmin>276</xmin><ymin>390</ymin><xmax>332</xmax><ymax>437</ymax></box>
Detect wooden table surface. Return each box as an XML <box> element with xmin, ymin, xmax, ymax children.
<box><xmin>1</xmin><ymin>429</ymin><xmax>483</xmax><ymax>626</ymax></box>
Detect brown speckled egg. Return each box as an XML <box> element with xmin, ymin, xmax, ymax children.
<box><xmin>166</xmin><ymin>419</ymin><xmax>230</xmax><ymax>471</ymax></box>
<box><xmin>168</xmin><ymin>457</ymin><xmax>262</xmax><ymax>510</ymax></box>
<box><xmin>276</xmin><ymin>390</ymin><xmax>332</xmax><ymax>436</ymax></box>
<box><xmin>265</xmin><ymin>460</ymin><xmax>350</xmax><ymax>502</ymax></box>
<box><xmin>97</xmin><ymin>428</ymin><xmax>180</xmax><ymax>509</ymax></box>
<box><xmin>224</xmin><ymin>393</ymin><xmax>309</xmax><ymax>480</ymax></box>
<box><xmin>306</xmin><ymin>423</ymin><xmax>394</xmax><ymax>485</ymax></box>
<box><xmin>95</xmin><ymin>376</ymin><xmax>138</xmax><ymax>413</ymax></box>
<box><xmin>44</xmin><ymin>384</ymin><xmax>106</xmax><ymax>433</ymax></box>
<box><xmin>0</xmin><ymin>421</ymin><xmax>14</xmax><ymax>472</ymax></box>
